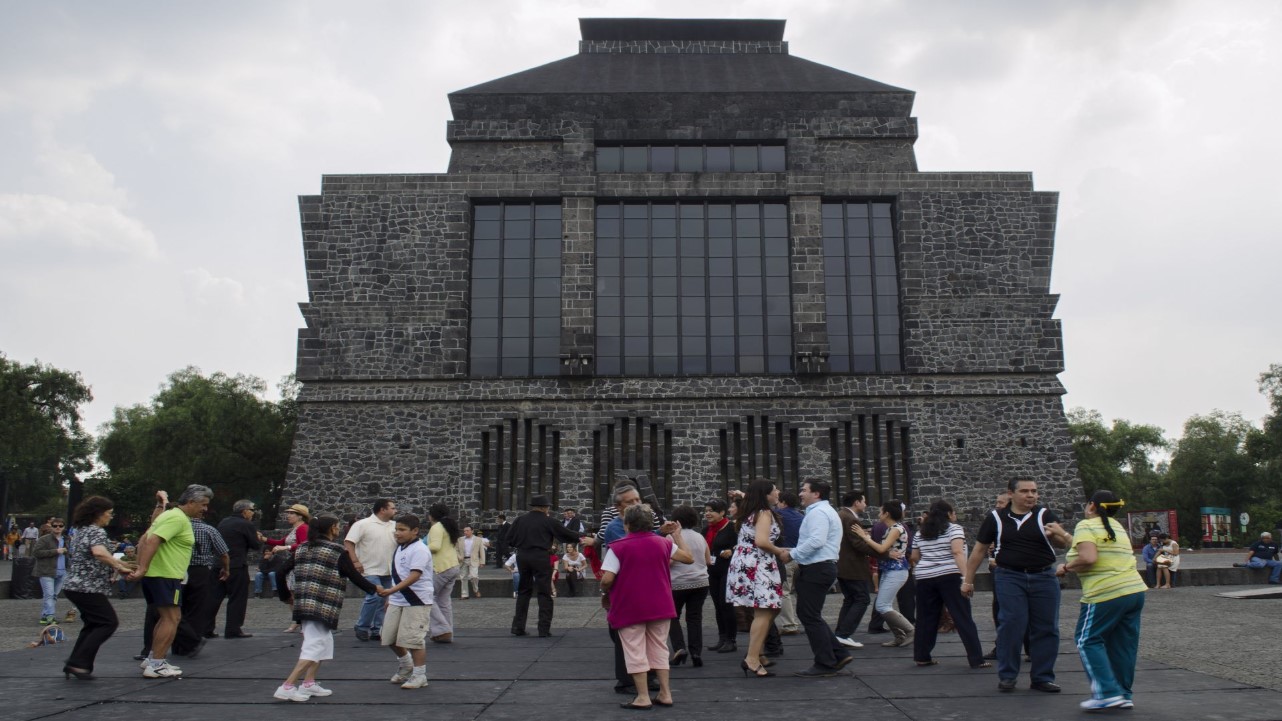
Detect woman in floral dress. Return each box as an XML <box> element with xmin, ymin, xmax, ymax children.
<box><xmin>726</xmin><ymin>479</ymin><xmax>786</xmax><ymax>677</ymax></box>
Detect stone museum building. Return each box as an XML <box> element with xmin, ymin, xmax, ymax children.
<box><xmin>283</xmin><ymin>18</ymin><xmax>1081</xmax><ymax>528</ymax></box>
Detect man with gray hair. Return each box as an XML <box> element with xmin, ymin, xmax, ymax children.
<box><xmin>213</xmin><ymin>499</ymin><xmax>264</xmax><ymax>638</ymax></box>
<box><xmin>1242</xmin><ymin>532</ymin><xmax>1281</xmax><ymax>584</ymax></box>
<box><xmin>128</xmin><ymin>484</ymin><xmax>214</xmax><ymax>678</ymax></box>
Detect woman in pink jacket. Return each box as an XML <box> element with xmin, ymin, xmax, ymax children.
<box><xmin>600</xmin><ymin>505</ymin><xmax>694</xmax><ymax>710</ymax></box>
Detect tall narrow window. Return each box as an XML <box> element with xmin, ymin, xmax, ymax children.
<box><xmin>478</xmin><ymin>416</ymin><xmax>562</xmax><ymax>511</ymax></box>
<box><xmin>470</xmin><ymin>203</ymin><xmax>562</xmax><ymax>377</ymax></box>
<box><xmin>827</xmin><ymin>415</ymin><xmax>913</xmax><ymax>506</ymax></box>
<box><xmin>717</xmin><ymin>414</ymin><xmax>800</xmax><ymax>496</ymax></box>
<box><xmin>595</xmin><ymin>201</ymin><xmax>792</xmax><ymax>376</ymax></box>
<box><xmin>591</xmin><ymin>416</ymin><xmax>675</xmax><ymax>511</ymax></box>
<box><xmin>822</xmin><ymin>201</ymin><xmax>901</xmax><ymax>372</ymax></box>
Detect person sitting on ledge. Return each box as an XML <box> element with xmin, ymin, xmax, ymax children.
<box><xmin>1236</xmin><ymin>532</ymin><xmax>1281</xmax><ymax>584</ymax></box>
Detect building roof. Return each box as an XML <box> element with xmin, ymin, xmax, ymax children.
<box><xmin>451</xmin><ymin>53</ymin><xmax>909</xmax><ymax>96</ymax></box>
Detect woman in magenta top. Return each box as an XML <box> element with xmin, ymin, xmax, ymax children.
<box><xmin>601</xmin><ymin>504</ymin><xmax>694</xmax><ymax>710</ymax></box>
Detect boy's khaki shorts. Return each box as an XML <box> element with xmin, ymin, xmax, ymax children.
<box><xmin>381</xmin><ymin>605</ymin><xmax>430</xmax><ymax>649</ymax></box>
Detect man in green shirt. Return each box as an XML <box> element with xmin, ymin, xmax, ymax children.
<box><xmin>127</xmin><ymin>484</ymin><xmax>213</xmax><ymax>678</ymax></box>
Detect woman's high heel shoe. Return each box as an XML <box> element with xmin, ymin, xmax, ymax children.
<box><xmin>671</xmin><ymin>648</ymin><xmax>688</xmax><ymax>666</ymax></box>
<box><xmin>740</xmin><ymin>660</ymin><xmax>775</xmax><ymax>677</ymax></box>
<box><xmin>63</xmin><ymin>666</ymin><xmax>94</xmax><ymax>680</ymax></box>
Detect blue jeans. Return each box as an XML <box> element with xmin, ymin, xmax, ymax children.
<box><xmin>874</xmin><ymin>568</ymin><xmax>909</xmax><ymax>613</ymax></box>
<box><xmin>1246</xmin><ymin>557</ymin><xmax>1282</xmax><ymax>583</ymax></box>
<box><xmin>1075</xmin><ymin>592</ymin><xmax>1144</xmax><ymax>700</ymax></box>
<box><xmin>40</xmin><ymin>570</ymin><xmax>66</xmax><ymax>618</ymax></box>
<box><xmin>253</xmin><ymin>570</ymin><xmax>277</xmax><ymax>594</ymax></box>
<box><xmin>356</xmin><ymin>574</ymin><xmax>392</xmax><ymax>634</ymax></box>
<box><xmin>993</xmin><ymin>566</ymin><xmax>1061</xmax><ymax>683</ymax></box>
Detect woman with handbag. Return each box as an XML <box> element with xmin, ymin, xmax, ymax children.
<box><xmin>60</xmin><ymin>496</ymin><xmax>137</xmax><ymax>679</ymax></box>
<box><xmin>266</xmin><ymin>504</ymin><xmax>310</xmax><ymax>632</ymax></box>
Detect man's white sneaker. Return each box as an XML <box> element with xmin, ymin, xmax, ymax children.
<box><xmin>273</xmin><ymin>684</ymin><xmax>310</xmax><ymax>702</ymax></box>
<box><xmin>1080</xmin><ymin>696</ymin><xmax>1130</xmax><ymax>711</ymax></box>
<box><xmin>836</xmin><ymin>636</ymin><xmax>864</xmax><ymax>648</ymax></box>
<box><xmin>143</xmin><ymin>661</ymin><xmax>183</xmax><ymax>678</ymax></box>
<box><xmin>299</xmin><ymin>682</ymin><xmax>333</xmax><ymax>697</ymax></box>
<box><xmin>390</xmin><ymin>668</ymin><xmax>413</xmax><ymax>684</ymax></box>
<box><xmin>400</xmin><ymin>673</ymin><xmax>429</xmax><ymax>689</ymax></box>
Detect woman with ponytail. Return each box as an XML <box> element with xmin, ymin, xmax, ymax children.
<box><xmin>1056</xmin><ymin>490</ymin><xmax>1148</xmax><ymax>711</ymax></box>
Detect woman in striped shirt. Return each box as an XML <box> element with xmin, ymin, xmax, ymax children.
<box><xmin>1057</xmin><ymin>489</ymin><xmax>1147</xmax><ymax>711</ymax></box>
<box><xmin>910</xmin><ymin>499</ymin><xmax>988</xmax><ymax>668</ymax></box>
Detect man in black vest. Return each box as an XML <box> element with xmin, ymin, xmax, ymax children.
<box><xmin>508</xmin><ymin>495</ymin><xmax>591</xmax><ymax>637</ymax></box>
<box><xmin>964</xmin><ymin>478</ymin><xmax>1072</xmax><ymax>693</ymax></box>
<box><xmin>213</xmin><ymin>500</ymin><xmax>263</xmax><ymax>638</ymax></box>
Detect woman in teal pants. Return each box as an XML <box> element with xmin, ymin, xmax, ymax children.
<box><xmin>1057</xmin><ymin>490</ymin><xmax>1148</xmax><ymax>711</ymax></box>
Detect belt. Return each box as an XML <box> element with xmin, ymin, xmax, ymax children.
<box><xmin>996</xmin><ymin>563</ymin><xmax>1053</xmax><ymax>574</ymax></box>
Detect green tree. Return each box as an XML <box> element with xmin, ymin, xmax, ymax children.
<box><xmin>1066</xmin><ymin>408</ymin><xmax>1167</xmax><ymax>504</ymax></box>
<box><xmin>1165</xmin><ymin>411</ymin><xmax>1264</xmax><ymax>545</ymax></box>
<box><xmin>1243</xmin><ymin>364</ymin><xmax>1282</xmax><ymax>538</ymax></box>
<box><xmin>0</xmin><ymin>353</ymin><xmax>94</xmax><ymax>517</ymax></box>
<box><xmin>89</xmin><ymin>368</ymin><xmax>297</xmax><ymax>528</ymax></box>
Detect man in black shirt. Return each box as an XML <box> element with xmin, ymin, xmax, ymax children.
<box><xmin>1242</xmin><ymin>532</ymin><xmax>1281</xmax><ymax>583</ymax></box>
<box><xmin>493</xmin><ymin>514</ymin><xmax>511</xmax><ymax>568</ymax></box>
<box><xmin>509</xmin><ymin>495</ymin><xmax>591</xmax><ymax>637</ymax></box>
<box><xmin>213</xmin><ymin>500</ymin><xmax>263</xmax><ymax>638</ymax></box>
<box><xmin>964</xmin><ymin>479</ymin><xmax>1072</xmax><ymax>693</ymax></box>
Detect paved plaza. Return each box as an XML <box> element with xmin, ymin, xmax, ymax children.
<box><xmin>2</xmin><ymin>569</ymin><xmax>1280</xmax><ymax>720</ymax></box>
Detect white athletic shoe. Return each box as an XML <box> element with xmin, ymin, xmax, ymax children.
<box><xmin>299</xmin><ymin>682</ymin><xmax>333</xmax><ymax>697</ymax></box>
<box><xmin>400</xmin><ymin>673</ymin><xmax>429</xmax><ymax>689</ymax></box>
<box><xmin>836</xmin><ymin>636</ymin><xmax>864</xmax><ymax>648</ymax></box>
<box><xmin>273</xmin><ymin>684</ymin><xmax>309</xmax><ymax>702</ymax></box>
<box><xmin>390</xmin><ymin>668</ymin><xmax>413</xmax><ymax>684</ymax></box>
<box><xmin>1080</xmin><ymin>696</ymin><xmax>1130</xmax><ymax>711</ymax></box>
<box><xmin>143</xmin><ymin>661</ymin><xmax>183</xmax><ymax>678</ymax></box>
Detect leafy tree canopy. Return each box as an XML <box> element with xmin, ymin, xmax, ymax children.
<box><xmin>89</xmin><ymin>367</ymin><xmax>297</xmax><ymax>528</ymax></box>
<box><xmin>0</xmin><ymin>352</ymin><xmax>94</xmax><ymax>512</ymax></box>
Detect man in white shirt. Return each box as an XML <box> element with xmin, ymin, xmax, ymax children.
<box><xmin>345</xmin><ymin>499</ymin><xmax>397</xmax><ymax>641</ymax></box>
<box><xmin>456</xmin><ymin>525</ymin><xmax>486</xmax><ymax>598</ymax></box>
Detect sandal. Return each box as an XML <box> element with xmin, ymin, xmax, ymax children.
<box><xmin>283</xmin><ymin>623</ymin><xmax>300</xmax><ymax>633</ymax></box>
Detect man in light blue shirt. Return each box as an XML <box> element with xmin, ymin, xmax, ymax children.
<box><xmin>782</xmin><ymin>480</ymin><xmax>852</xmax><ymax>677</ymax></box>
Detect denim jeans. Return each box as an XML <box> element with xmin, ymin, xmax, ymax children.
<box><xmin>874</xmin><ymin>568</ymin><xmax>909</xmax><ymax>613</ymax></box>
<box><xmin>253</xmin><ymin>570</ymin><xmax>277</xmax><ymax>595</ymax></box>
<box><xmin>40</xmin><ymin>570</ymin><xmax>66</xmax><ymax>618</ymax></box>
<box><xmin>355</xmin><ymin>574</ymin><xmax>392</xmax><ymax>633</ymax></box>
<box><xmin>1246</xmin><ymin>557</ymin><xmax>1282</xmax><ymax>583</ymax></box>
<box><xmin>993</xmin><ymin>566</ymin><xmax>1061</xmax><ymax>683</ymax></box>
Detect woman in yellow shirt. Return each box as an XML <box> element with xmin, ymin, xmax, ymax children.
<box><xmin>425</xmin><ymin>503</ymin><xmax>461</xmax><ymax>643</ymax></box>
<box><xmin>1056</xmin><ymin>490</ymin><xmax>1148</xmax><ymax>712</ymax></box>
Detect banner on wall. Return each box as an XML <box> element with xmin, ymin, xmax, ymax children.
<box><xmin>1200</xmin><ymin>506</ymin><xmax>1233</xmax><ymax>548</ymax></box>
<box><xmin>1125</xmin><ymin>509</ymin><xmax>1178</xmax><ymax>548</ymax></box>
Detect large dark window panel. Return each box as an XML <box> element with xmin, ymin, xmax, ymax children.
<box><xmin>822</xmin><ymin>201</ymin><xmax>902</xmax><ymax>373</ymax></box>
<box><xmin>596</xmin><ymin>201</ymin><xmax>792</xmax><ymax>376</ymax></box>
<box><xmin>470</xmin><ymin>202</ymin><xmax>562</xmax><ymax>377</ymax></box>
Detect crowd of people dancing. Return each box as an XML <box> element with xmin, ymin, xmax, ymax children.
<box><xmin>40</xmin><ymin>476</ymin><xmax>1148</xmax><ymax>712</ymax></box>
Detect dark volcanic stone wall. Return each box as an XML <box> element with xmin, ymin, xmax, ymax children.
<box><xmin>284</xmin><ymin>26</ymin><xmax>1081</xmax><ymax>534</ymax></box>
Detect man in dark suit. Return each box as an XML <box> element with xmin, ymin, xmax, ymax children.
<box><xmin>561</xmin><ymin>508</ymin><xmax>586</xmax><ymax>537</ymax></box>
<box><xmin>212</xmin><ymin>499</ymin><xmax>263</xmax><ymax>638</ymax></box>
<box><xmin>493</xmin><ymin>514</ymin><xmax>511</xmax><ymax>568</ymax></box>
<box><xmin>508</xmin><ymin>496</ymin><xmax>591</xmax><ymax>637</ymax></box>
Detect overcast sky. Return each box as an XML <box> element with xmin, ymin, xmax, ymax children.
<box><xmin>2</xmin><ymin>0</ymin><xmax>1279</xmax><ymax>444</ymax></box>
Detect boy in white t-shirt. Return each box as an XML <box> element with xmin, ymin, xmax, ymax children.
<box><xmin>377</xmin><ymin>515</ymin><xmax>434</xmax><ymax>689</ymax></box>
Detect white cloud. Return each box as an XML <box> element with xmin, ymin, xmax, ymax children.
<box><xmin>0</xmin><ymin>193</ymin><xmax>156</xmax><ymax>261</ymax></box>
<box><xmin>183</xmin><ymin>267</ymin><xmax>246</xmax><ymax>307</ymax></box>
